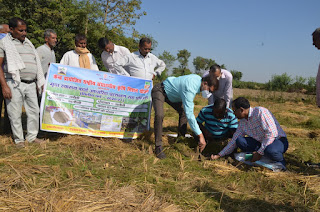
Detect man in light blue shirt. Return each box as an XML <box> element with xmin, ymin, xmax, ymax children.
<box><xmin>152</xmin><ymin>73</ymin><xmax>219</xmax><ymax>159</ymax></box>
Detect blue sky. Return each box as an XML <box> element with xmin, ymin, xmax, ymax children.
<box><xmin>134</xmin><ymin>0</ymin><xmax>320</xmax><ymax>82</ymax></box>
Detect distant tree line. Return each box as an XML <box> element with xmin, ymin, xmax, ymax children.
<box><xmin>232</xmin><ymin>72</ymin><xmax>316</xmax><ymax>94</ymax></box>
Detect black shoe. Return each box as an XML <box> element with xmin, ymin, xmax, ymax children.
<box><xmin>155</xmin><ymin>146</ymin><xmax>166</xmax><ymax>159</ymax></box>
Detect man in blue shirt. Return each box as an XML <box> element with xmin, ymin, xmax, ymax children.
<box><xmin>196</xmin><ymin>98</ymin><xmax>238</xmax><ymax>142</ymax></box>
<box><xmin>152</xmin><ymin>73</ymin><xmax>219</xmax><ymax>159</ymax></box>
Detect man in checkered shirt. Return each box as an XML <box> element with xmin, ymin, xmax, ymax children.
<box><xmin>211</xmin><ymin>97</ymin><xmax>289</xmax><ymax>167</ymax></box>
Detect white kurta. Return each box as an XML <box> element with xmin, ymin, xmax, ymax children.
<box><xmin>101</xmin><ymin>44</ymin><xmax>130</xmax><ymax>75</ymax></box>
<box><xmin>114</xmin><ymin>51</ymin><xmax>166</xmax><ymax>80</ymax></box>
<box><xmin>60</xmin><ymin>50</ymin><xmax>99</xmax><ymax>71</ymax></box>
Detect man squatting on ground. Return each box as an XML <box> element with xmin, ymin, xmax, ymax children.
<box><xmin>152</xmin><ymin>72</ymin><xmax>219</xmax><ymax>159</ymax></box>
<box><xmin>195</xmin><ymin>98</ymin><xmax>238</xmax><ymax>144</ymax></box>
<box><xmin>0</xmin><ymin>17</ymin><xmax>46</xmax><ymax>148</ymax></box>
<box><xmin>211</xmin><ymin>97</ymin><xmax>289</xmax><ymax>168</ymax></box>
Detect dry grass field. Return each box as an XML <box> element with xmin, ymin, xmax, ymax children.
<box><xmin>0</xmin><ymin>88</ymin><xmax>320</xmax><ymax>211</ymax></box>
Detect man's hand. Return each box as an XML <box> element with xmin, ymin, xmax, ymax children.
<box><xmin>2</xmin><ymin>84</ymin><xmax>12</xmax><ymax>99</ymax></box>
<box><xmin>198</xmin><ymin>133</ymin><xmax>206</xmax><ymax>152</ymax></box>
<box><xmin>251</xmin><ymin>151</ymin><xmax>262</xmax><ymax>162</ymax></box>
<box><xmin>211</xmin><ymin>154</ymin><xmax>220</xmax><ymax>160</ymax></box>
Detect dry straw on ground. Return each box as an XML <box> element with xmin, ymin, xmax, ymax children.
<box><xmin>0</xmin><ymin>88</ymin><xmax>320</xmax><ymax>211</ymax></box>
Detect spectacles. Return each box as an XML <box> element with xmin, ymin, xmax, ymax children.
<box><xmin>232</xmin><ymin>108</ymin><xmax>240</xmax><ymax>114</ymax></box>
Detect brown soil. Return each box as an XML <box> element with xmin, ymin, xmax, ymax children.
<box><xmin>53</xmin><ymin>111</ymin><xmax>70</xmax><ymax>123</ymax></box>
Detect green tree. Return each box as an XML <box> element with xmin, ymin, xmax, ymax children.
<box><xmin>290</xmin><ymin>76</ymin><xmax>307</xmax><ymax>91</ymax></box>
<box><xmin>0</xmin><ymin>0</ymin><xmax>81</xmax><ymax>60</ymax></box>
<box><xmin>92</xmin><ymin>0</ymin><xmax>146</xmax><ymax>32</ymax></box>
<box><xmin>156</xmin><ymin>51</ymin><xmax>176</xmax><ymax>81</ymax></box>
<box><xmin>230</xmin><ymin>70</ymin><xmax>243</xmax><ymax>81</ymax></box>
<box><xmin>266</xmin><ymin>73</ymin><xmax>292</xmax><ymax>91</ymax></box>
<box><xmin>159</xmin><ymin>51</ymin><xmax>176</xmax><ymax>70</ymax></box>
<box><xmin>220</xmin><ymin>64</ymin><xmax>227</xmax><ymax>69</ymax></box>
<box><xmin>172</xmin><ymin>67</ymin><xmax>192</xmax><ymax>77</ymax></box>
<box><xmin>0</xmin><ymin>0</ymin><xmax>144</xmax><ymax>71</ymax></box>
<box><xmin>307</xmin><ymin>77</ymin><xmax>316</xmax><ymax>94</ymax></box>
<box><xmin>176</xmin><ymin>49</ymin><xmax>191</xmax><ymax>76</ymax></box>
<box><xmin>193</xmin><ymin>56</ymin><xmax>217</xmax><ymax>75</ymax></box>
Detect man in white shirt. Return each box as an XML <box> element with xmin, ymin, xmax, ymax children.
<box><xmin>98</xmin><ymin>37</ymin><xmax>130</xmax><ymax>75</ymax></box>
<box><xmin>60</xmin><ymin>34</ymin><xmax>99</xmax><ymax>71</ymax></box>
<box><xmin>36</xmin><ymin>29</ymin><xmax>57</xmax><ymax>77</ymax></box>
<box><xmin>114</xmin><ymin>37</ymin><xmax>166</xmax><ymax>80</ymax></box>
<box><xmin>203</xmin><ymin>64</ymin><xmax>233</xmax><ymax>108</ymax></box>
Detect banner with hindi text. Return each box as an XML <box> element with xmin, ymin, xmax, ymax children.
<box><xmin>40</xmin><ymin>63</ymin><xmax>152</xmax><ymax>138</ymax></box>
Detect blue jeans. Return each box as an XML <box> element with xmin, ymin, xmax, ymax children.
<box><xmin>236</xmin><ymin>136</ymin><xmax>288</xmax><ymax>165</ymax></box>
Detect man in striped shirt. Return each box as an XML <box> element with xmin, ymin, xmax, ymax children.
<box><xmin>0</xmin><ymin>18</ymin><xmax>45</xmax><ymax>148</ymax></box>
<box><xmin>196</xmin><ymin>98</ymin><xmax>238</xmax><ymax>143</ymax></box>
<box><xmin>211</xmin><ymin>97</ymin><xmax>289</xmax><ymax>167</ymax></box>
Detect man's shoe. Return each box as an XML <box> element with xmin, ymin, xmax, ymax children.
<box><xmin>33</xmin><ymin>138</ymin><xmax>46</xmax><ymax>144</ymax></box>
<box><xmin>16</xmin><ymin>142</ymin><xmax>25</xmax><ymax>149</ymax></box>
<box><xmin>155</xmin><ymin>146</ymin><xmax>166</xmax><ymax>159</ymax></box>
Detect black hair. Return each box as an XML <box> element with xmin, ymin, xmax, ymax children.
<box><xmin>98</xmin><ymin>37</ymin><xmax>110</xmax><ymax>49</ymax></box>
<box><xmin>202</xmin><ymin>71</ymin><xmax>219</xmax><ymax>89</ymax></box>
<box><xmin>139</xmin><ymin>37</ymin><xmax>152</xmax><ymax>46</ymax></box>
<box><xmin>233</xmin><ymin>97</ymin><xmax>250</xmax><ymax>110</ymax></box>
<box><xmin>9</xmin><ymin>17</ymin><xmax>26</xmax><ymax>28</ymax></box>
<box><xmin>213</xmin><ymin>98</ymin><xmax>226</xmax><ymax>111</ymax></box>
<box><xmin>75</xmin><ymin>34</ymin><xmax>87</xmax><ymax>43</ymax></box>
<box><xmin>312</xmin><ymin>28</ymin><xmax>320</xmax><ymax>38</ymax></box>
<box><xmin>209</xmin><ymin>64</ymin><xmax>221</xmax><ymax>74</ymax></box>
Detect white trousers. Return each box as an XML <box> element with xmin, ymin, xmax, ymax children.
<box><xmin>5</xmin><ymin>80</ymin><xmax>39</xmax><ymax>143</ymax></box>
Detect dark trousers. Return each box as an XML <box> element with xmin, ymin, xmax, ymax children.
<box><xmin>0</xmin><ymin>85</ymin><xmax>11</xmax><ymax>134</ymax></box>
<box><xmin>152</xmin><ymin>83</ymin><xmax>187</xmax><ymax>147</ymax></box>
<box><xmin>236</xmin><ymin>136</ymin><xmax>289</xmax><ymax>164</ymax></box>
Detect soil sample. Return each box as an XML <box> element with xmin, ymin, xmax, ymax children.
<box><xmin>53</xmin><ymin>111</ymin><xmax>70</xmax><ymax>123</ymax></box>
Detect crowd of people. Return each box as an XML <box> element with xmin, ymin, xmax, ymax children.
<box><xmin>0</xmin><ymin>17</ymin><xmax>319</xmax><ymax>171</ymax></box>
